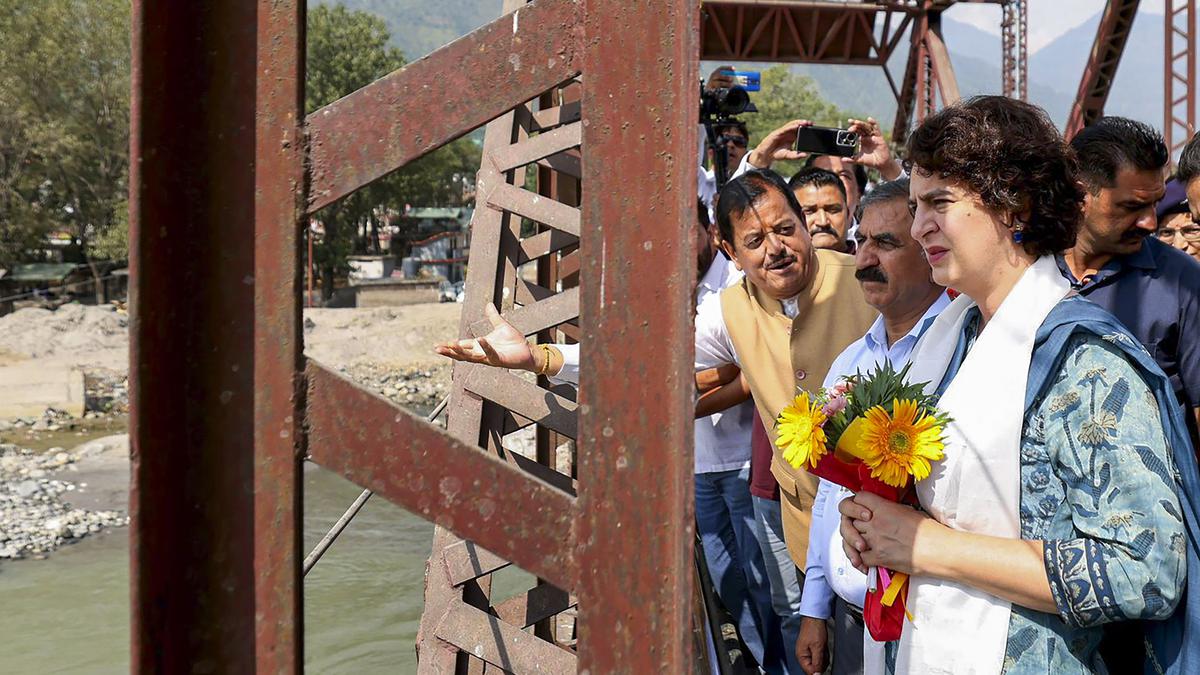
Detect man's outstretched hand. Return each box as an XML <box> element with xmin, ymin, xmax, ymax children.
<box><xmin>434</xmin><ymin>303</ymin><xmax>537</xmax><ymax>372</ymax></box>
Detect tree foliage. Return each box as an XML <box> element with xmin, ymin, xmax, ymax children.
<box><xmin>0</xmin><ymin>0</ymin><xmax>130</xmax><ymax>270</ymax></box>
<box><xmin>313</xmin><ymin>0</ymin><xmax>498</xmax><ymax>64</ymax></box>
<box><xmin>306</xmin><ymin>4</ymin><xmax>481</xmax><ymax>299</ymax></box>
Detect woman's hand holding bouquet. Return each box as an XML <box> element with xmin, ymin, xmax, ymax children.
<box><xmin>774</xmin><ymin>362</ymin><xmax>950</xmax><ymax>641</ymax></box>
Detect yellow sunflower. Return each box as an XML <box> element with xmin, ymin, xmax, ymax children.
<box><xmin>775</xmin><ymin>392</ymin><xmax>828</xmax><ymax>469</ymax></box>
<box><xmin>858</xmin><ymin>399</ymin><xmax>946</xmax><ymax>488</ymax></box>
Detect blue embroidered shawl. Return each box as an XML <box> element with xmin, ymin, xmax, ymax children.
<box><xmin>1028</xmin><ymin>295</ymin><xmax>1200</xmax><ymax>675</ymax></box>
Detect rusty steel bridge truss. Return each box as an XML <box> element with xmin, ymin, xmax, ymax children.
<box><xmin>128</xmin><ymin>0</ymin><xmax>1188</xmax><ymax>672</ymax></box>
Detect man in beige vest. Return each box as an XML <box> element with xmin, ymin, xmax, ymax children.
<box><xmin>695</xmin><ymin>169</ymin><xmax>877</xmax><ymax>570</ymax></box>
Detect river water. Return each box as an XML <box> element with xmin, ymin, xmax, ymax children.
<box><xmin>0</xmin><ymin>463</ymin><xmax>448</xmax><ymax>673</ymax></box>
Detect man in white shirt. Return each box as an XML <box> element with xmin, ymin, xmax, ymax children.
<box><xmin>699</xmin><ymin>119</ymin><xmax>751</xmax><ymax>217</ymax></box>
<box><xmin>792</xmin><ymin>178</ymin><xmax>949</xmax><ymax>675</ymax></box>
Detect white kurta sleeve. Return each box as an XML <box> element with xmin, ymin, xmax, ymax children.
<box><xmin>694</xmin><ymin>292</ymin><xmax>739</xmax><ymax>370</ymax></box>
<box><xmin>549</xmin><ymin>343</ymin><xmax>580</xmax><ymax>386</ymax></box>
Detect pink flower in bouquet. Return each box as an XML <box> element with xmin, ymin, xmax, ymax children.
<box><xmin>822</xmin><ymin>393</ymin><xmax>848</xmax><ymax>418</ymax></box>
<box><xmin>821</xmin><ymin>379</ymin><xmax>853</xmax><ymax>417</ymax></box>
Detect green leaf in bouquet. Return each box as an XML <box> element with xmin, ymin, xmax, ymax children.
<box><xmin>844</xmin><ymin>360</ymin><xmax>944</xmax><ymax>419</ymax></box>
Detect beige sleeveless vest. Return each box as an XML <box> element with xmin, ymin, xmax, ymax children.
<box><xmin>720</xmin><ymin>248</ymin><xmax>877</xmax><ymax>566</ymax></box>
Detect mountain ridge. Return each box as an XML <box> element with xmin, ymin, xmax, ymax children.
<box><xmin>314</xmin><ymin>1</ymin><xmax>1184</xmax><ymax>136</ymax></box>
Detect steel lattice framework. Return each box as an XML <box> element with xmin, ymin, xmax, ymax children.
<box><xmin>1066</xmin><ymin>0</ymin><xmax>1143</xmax><ymax>138</ymax></box>
<box><xmin>1165</xmin><ymin>0</ymin><xmax>1197</xmax><ymax>162</ymax></box>
<box><xmin>130</xmin><ymin>0</ymin><xmax>698</xmax><ymax>671</ymax></box>
<box><xmin>1002</xmin><ymin>0</ymin><xmax>1028</xmax><ymax>101</ymax></box>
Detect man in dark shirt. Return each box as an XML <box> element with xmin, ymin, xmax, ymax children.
<box><xmin>1065</xmin><ymin>117</ymin><xmax>1200</xmax><ymax>454</ymax></box>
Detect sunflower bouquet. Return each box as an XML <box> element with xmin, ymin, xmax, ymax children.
<box><xmin>774</xmin><ymin>360</ymin><xmax>950</xmax><ymax>642</ymax></box>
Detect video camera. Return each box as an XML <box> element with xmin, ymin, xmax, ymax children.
<box><xmin>700</xmin><ymin>70</ymin><xmax>760</xmax><ymax>187</ymax></box>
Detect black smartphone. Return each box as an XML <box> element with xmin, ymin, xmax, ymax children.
<box><xmin>793</xmin><ymin>126</ymin><xmax>859</xmax><ymax>157</ymax></box>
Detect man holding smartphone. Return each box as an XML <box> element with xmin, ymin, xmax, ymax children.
<box><xmin>742</xmin><ymin>117</ymin><xmax>904</xmax><ymax>218</ymax></box>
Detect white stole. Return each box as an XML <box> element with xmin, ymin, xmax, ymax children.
<box><xmin>864</xmin><ymin>256</ymin><xmax>1070</xmax><ymax>675</ymax></box>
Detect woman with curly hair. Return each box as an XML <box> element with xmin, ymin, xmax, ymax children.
<box><xmin>838</xmin><ymin>96</ymin><xmax>1200</xmax><ymax>674</ymax></box>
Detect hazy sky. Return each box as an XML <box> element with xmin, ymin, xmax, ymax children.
<box><xmin>950</xmin><ymin>0</ymin><xmax>1167</xmax><ymax>55</ymax></box>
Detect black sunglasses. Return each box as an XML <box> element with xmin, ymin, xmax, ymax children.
<box><xmin>718</xmin><ymin>134</ymin><xmax>748</xmax><ymax>149</ymax></box>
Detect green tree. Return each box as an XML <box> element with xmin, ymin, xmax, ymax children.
<box><xmin>0</xmin><ymin>0</ymin><xmax>130</xmax><ymax>290</ymax></box>
<box><xmin>306</xmin><ymin>4</ymin><xmax>481</xmax><ymax>301</ymax></box>
<box><xmin>307</xmin><ymin>5</ymin><xmax>406</xmax><ymax>299</ymax></box>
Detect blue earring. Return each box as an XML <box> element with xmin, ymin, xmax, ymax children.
<box><xmin>1013</xmin><ymin>230</ymin><xmax>1024</xmax><ymax>243</ymax></box>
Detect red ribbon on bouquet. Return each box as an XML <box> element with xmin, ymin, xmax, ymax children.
<box><xmin>808</xmin><ymin>451</ymin><xmax>916</xmax><ymax>642</ymax></box>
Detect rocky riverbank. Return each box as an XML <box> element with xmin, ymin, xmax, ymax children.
<box><xmin>0</xmin><ymin>301</ymin><xmax>464</xmax><ymax>564</ymax></box>
<box><xmin>0</xmin><ymin>430</ymin><xmax>128</xmax><ymax>561</ymax></box>
<box><xmin>339</xmin><ymin>362</ymin><xmax>452</xmax><ymax>410</ymax></box>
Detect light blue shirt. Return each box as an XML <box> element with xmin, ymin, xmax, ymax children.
<box><xmin>799</xmin><ymin>291</ymin><xmax>951</xmax><ymax>619</ymax></box>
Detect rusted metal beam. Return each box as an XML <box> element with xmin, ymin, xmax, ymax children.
<box><xmin>892</xmin><ymin>7</ymin><xmax>929</xmax><ymax>145</ymax></box>
<box><xmin>433</xmin><ymin>603</ymin><xmax>577</xmax><ymax>671</ymax></box>
<box><xmin>494</xmin><ymin>583</ymin><xmax>574</xmax><ymax>628</ymax></box>
<box><xmin>305</xmin><ymin>361</ymin><xmax>579</xmax><ymax>590</ymax></box>
<box><xmin>458</xmin><ymin>364</ymin><xmax>579</xmax><ymax>438</ymax></box>
<box><xmin>926</xmin><ymin>24</ymin><xmax>961</xmax><ymax>105</ymax></box>
<box><xmin>443</xmin><ymin>540</ymin><xmax>511</xmax><ymax>587</ymax></box>
<box><xmin>1001</xmin><ymin>0</ymin><xmax>1027</xmax><ymax>100</ymax></box>
<box><xmin>1002</xmin><ymin>0</ymin><xmax>1016</xmax><ymax>97</ymax></box>
<box><xmin>1165</xmin><ymin>0</ymin><xmax>1196</xmax><ymax>162</ymax></box>
<box><xmin>486</xmin><ymin>182</ymin><xmax>581</xmax><ymax>236</ymax></box>
<box><xmin>518</xmin><ymin>229</ymin><xmax>579</xmax><ymax>264</ymax></box>
<box><xmin>1018</xmin><ymin>0</ymin><xmax>1027</xmax><ymax>100</ymax></box>
<box><xmin>531</xmin><ymin>99</ymin><xmax>581</xmax><ymax>131</ymax></box>
<box><xmin>490</xmin><ymin>122</ymin><xmax>582</xmax><ymax>174</ymax></box>
<box><xmin>1066</xmin><ymin>0</ymin><xmax>1142</xmax><ymax>139</ymax></box>
<box><xmin>305</xmin><ymin>0</ymin><xmax>583</xmax><ymax>212</ymax></box>
<box><xmin>253</xmin><ymin>0</ymin><xmax>305</xmax><ymax>669</ymax></box>
<box><xmin>575</xmin><ymin>0</ymin><xmax>698</xmax><ymax>670</ymax></box>
<box><xmin>469</xmin><ymin>287</ymin><xmax>580</xmax><ymax>338</ymax></box>
<box><xmin>130</xmin><ymin>0</ymin><xmax>264</xmax><ymax>669</ymax></box>
<box><xmin>419</xmin><ymin>19</ymin><xmax>538</xmax><ymax>663</ymax></box>
<box><xmin>516</xmin><ymin>278</ymin><xmax>559</xmax><ymax>305</ymax></box>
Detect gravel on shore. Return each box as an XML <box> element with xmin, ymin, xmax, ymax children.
<box><xmin>0</xmin><ymin>433</ymin><xmax>128</xmax><ymax>561</ymax></box>
<box><xmin>339</xmin><ymin>362</ymin><xmax>452</xmax><ymax>410</ymax></box>
<box><xmin>0</xmin><ymin>301</ymin><xmax>465</xmax><ymax>563</ymax></box>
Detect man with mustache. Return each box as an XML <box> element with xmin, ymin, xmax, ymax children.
<box><xmin>1064</xmin><ymin>117</ymin><xmax>1200</xmax><ymax>457</ymax></box>
<box><xmin>695</xmin><ymin>170</ymin><xmax>877</xmax><ymax>661</ymax></box>
<box><xmin>789</xmin><ymin>168</ymin><xmax>853</xmax><ymax>254</ymax></box>
<box><xmin>791</xmin><ymin>178</ymin><xmax>949</xmax><ymax>675</ymax></box>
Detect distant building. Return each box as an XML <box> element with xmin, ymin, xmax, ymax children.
<box><xmin>395</xmin><ymin>207</ymin><xmax>472</xmax><ymax>283</ymax></box>
<box><xmin>0</xmin><ymin>263</ymin><xmax>85</xmax><ymax>316</ymax></box>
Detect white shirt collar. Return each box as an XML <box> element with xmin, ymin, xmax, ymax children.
<box><xmin>863</xmin><ymin>291</ymin><xmax>952</xmax><ymax>351</ymax></box>
<box><xmin>781</xmin><ymin>295</ymin><xmax>801</xmax><ymax>320</ymax></box>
